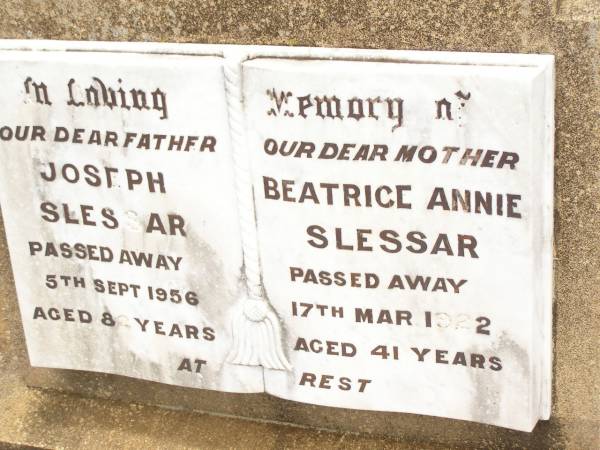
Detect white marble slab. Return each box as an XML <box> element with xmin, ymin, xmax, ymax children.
<box><xmin>242</xmin><ymin>56</ymin><xmax>553</xmax><ymax>431</ymax></box>
<box><xmin>0</xmin><ymin>49</ymin><xmax>263</xmax><ymax>393</ymax></box>
<box><xmin>0</xmin><ymin>41</ymin><xmax>554</xmax><ymax>432</ymax></box>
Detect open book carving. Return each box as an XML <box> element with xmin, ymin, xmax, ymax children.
<box><xmin>0</xmin><ymin>40</ymin><xmax>554</xmax><ymax>432</ymax></box>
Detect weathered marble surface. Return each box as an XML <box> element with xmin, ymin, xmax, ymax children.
<box><xmin>243</xmin><ymin>54</ymin><xmax>553</xmax><ymax>431</ymax></box>
<box><xmin>0</xmin><ymin>42</ymin><xmax>554</xmax><ymax>432</ymax></box>
<box><xmin>0</xmin><ymin>0</ymin><xmax>597</xmax><ymax>448</ymax></box>
<box><xmin>0</xmin><ymin>49</ymin><xmax>262</xmax><ymax>393</ymax></box>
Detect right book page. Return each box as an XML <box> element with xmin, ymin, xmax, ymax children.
<box><xmin>241</xmin><ymin>54</ymin><xmax>553</xmax><ymax>432</ymax></box>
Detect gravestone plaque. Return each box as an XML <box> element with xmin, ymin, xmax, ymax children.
<box><xmin>242</xmin><ymin>56</ymin><xmax>554</xmax><ymax>431</ymax></box>
<box><xmin>0</xmin><ymin>49</ymin><xmax>264</xmax><ymax>392</ymax></box>
<box><xmin>0</xmin><ymin>42</ymin><xmax>554</xmax><ymax>432</ymax></box>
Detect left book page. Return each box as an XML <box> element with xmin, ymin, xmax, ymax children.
<box><xmin>0</xmin><ymin>50</ymin><xmax>263</xmax><ymax>393</ymax></box>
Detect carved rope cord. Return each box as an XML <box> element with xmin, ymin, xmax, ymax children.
<box><xmin>223</xmin><ymin>52</ymin><xmax>292</xmax><ymax>371</ymax></box>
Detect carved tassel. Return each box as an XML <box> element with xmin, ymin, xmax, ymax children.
<box><xmin>224</xmin><ymin>51</ymin><xmax>292</xmax><ymax>371</ymax></box>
